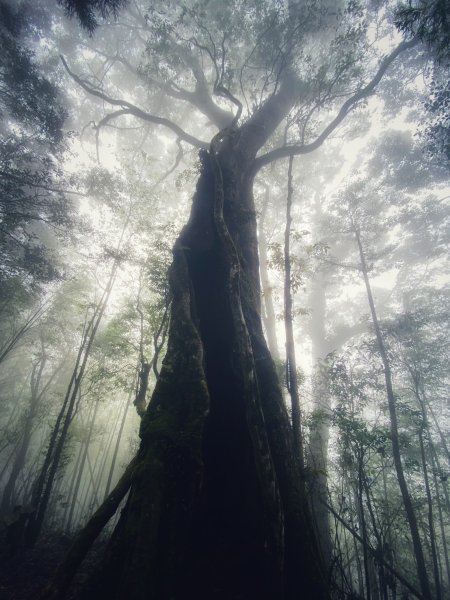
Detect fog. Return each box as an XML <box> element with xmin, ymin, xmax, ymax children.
<box><xmin>0</xmin><ymin>1</ymin><xmax>449</xmax><ymax>599</ymax></box>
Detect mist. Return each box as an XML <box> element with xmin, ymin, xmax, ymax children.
<box><xmin>0</xmin><ymin>1</ymin><xmax>449</xmax><ymax>599</ymax></box>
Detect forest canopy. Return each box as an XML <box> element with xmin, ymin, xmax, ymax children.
<box><xmin>0</xmin><ymin>1</ymin><xmax>449</xmax><ymax>599</ymax></box>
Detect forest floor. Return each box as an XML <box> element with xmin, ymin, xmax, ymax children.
<box><xmin>0</xmin><ymin>533</ymin><xmax>103</xmax><ymax>600</ymax></box>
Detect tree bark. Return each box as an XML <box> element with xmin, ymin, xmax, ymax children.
<box><xmin>77</xmin><ymin>128</ymin><xmax>327</xmax><ymax>599</ymax></box>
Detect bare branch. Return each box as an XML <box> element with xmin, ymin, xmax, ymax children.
<box><xmin>60</xmin><ymin>55</ymin><xmax>208</xmax><ymax>149</ymax></box>
<box><xmin>188</xmin><ymin>56</ymin><xmax>234</xmax><ymax>128</ymax></box>
<box><xmin>253</xmin><ymin>39</ymin><xmax>417</xmax><ymax>172</ymax></box>
<box><xmin>87</xmin><ymin>18</ymin><xmax>233</xmax><ymax>129</ymax></box>
<box><xmin>0</xmin><ymin>170</ymin><xmax>85</xmax><ymax>197</ymax></box>
<box><xmin>153</xmin><ymin>138</ymin><xmax>184</xmax><ymax>186</ymax></box>
<box><xmin>215</xmin><ymin>85</ymin><xmax>243</xmax><ymax>124</ymax></box>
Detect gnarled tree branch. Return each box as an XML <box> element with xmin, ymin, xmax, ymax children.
<box><xmin>253</xmin><ymin>39</ymin><xmax>417</xmax><ymax>172</ymax></box>
<box><xmin>60</xmin><ymin>55</ymin><xmax>208</xmax><ymax>149</ymax></box>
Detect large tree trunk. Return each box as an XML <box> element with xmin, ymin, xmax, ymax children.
<box><xmin>81</xmin><ymin>132</ymin><xmax>327</xmax><ymax>599</ymax></box>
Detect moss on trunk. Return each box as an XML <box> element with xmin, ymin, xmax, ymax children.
<box><xmin>80</xmin><ymin>142</ymin><xmax>327</xmax><ymax>600</ymax></box>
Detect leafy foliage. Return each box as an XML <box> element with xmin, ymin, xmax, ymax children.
<box><xmin>396</xmin><ymin>0</ymin><xmax>450</xmax><ymax>65</ymax></box>
<box><xmin>57</xmin><ymin>0</ymin><xmax>129</xmax><ymax>34</ymax></box>
<box><xmin>396</xmin><ymin>1</ymin><xmax>450</xmax><ymax>168</ymax></box>
<box><xmin>0</xmin><ymin>1</ymin><xmax>73</xmax><ymax>293</ymax></box>
<box><xmin>423</xmin><ymin>78</ymin><xmax>450</xmax><ymax>165</ymax></box>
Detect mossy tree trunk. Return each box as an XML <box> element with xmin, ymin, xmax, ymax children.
<box><xmin>81</xmin><ymin>110</ymin><xmax>327</xmax><ymax>599</ymax></box>
<box><xmin>52</xmin><ymin>36</ymin><xmax>415</xmax><ymax>599</ymax></box>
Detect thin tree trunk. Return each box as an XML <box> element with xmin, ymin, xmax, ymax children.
<box><xmin>94</xmin><ymin>408</ymin><xmax>121</xmax><ymax>500</ymax></box>
<box><xmin>427</xmin><ymin>400</ymin><xmax>450</xmax><ymax>468</ymax></box>
<box><xmin>308</xmin><ymin>265</ymin><xmax>333</xmax><ymax>567</ymax></box>
<box><xmin>62</xmin><ymin>439</ymin><xmax>84</xmax><ymax>531</ymax></box>
<box><xmin>27</xmin><ymin>261</ymin><xmax>120</xmax><ymax>545</ymax></box>
<box><xmin>27</xmin><ymin>343</ymin><xmax>84</xmax><ymax>545</ymax></box>
<box><xmin>284</xmin><ymin>154</ymin><xmax>303</xmax><ymax>466</ymax></box>
<box><xmin>79</xmin><ymin>425</ymin><xmax>101</xmax><ymax>512</ymax></box>
<box><xmin>1</xmin><ymin>356</ymin><xmax>46</xmax><ymax>511</ymax></box>
<box><xmin>0</xmin><ymin>382</ymin><xmax>28</xmax><ymax>457</ymax></box>
<box><xmin>0</xmin><ymin>303</ymin><xmax>47</xmax><ymax>365</ymax></box>
<box><xmin>62</xmin><ymin>402</ymin><xmax>94</xmax><ymax>530</ymax></box>
<box><xmin>151</xmin><ymin>303</ymin><xmax>169</xmax><ymax>379</ymax></box>
<box><xmin>1</xmin><ymin>347</ymin><xmax>65</xmax><ymax>511</ymax></box>
<box><xmin>75</xmin><ymin>408</ymin><xmax>107</xmax><ymax>526</ymax></box>
<box><xmin>26</xmin><ymin>330</ymin><xmax>89</xmax><ymax>545</ymax></box>
<box><xmin>325</xmin><ymin>499</ymin><xmax>425</xmax><ymax>600</ymax></box>
<box><xmin>307</xmin><ymin>190</ymin><xmax>337</xmax><ymax>569</ymax></box>
<box><xmin>65</xmin><ymin>397</ymin><xmax>100</xmax><ymax>533</ymax></box>
<box><xmin>357</xmin><ymin>449</ymin><xmax>372</xmax><ymax>600</ymax></box>
<box><xmin>27</xmin><ymin>203</ymin><xmax>134</xmax><ymax>545</ymax></box>
<box><xmin>353</xmin><ymin>223</ymin><xmax>432</xmax><ymax>599</ymax></box>
<box><xmin>40</xmin><ymin>457</ymin><xmax>137</xmax><ymax>600</ymax></box>
<box><xmin>104</xmin><ymin>388</ymin><xmax>133</xmax><ymax>500</ymax></box>
<box><xmin>259</xmin><ymin>185</ymin><xmax>280</xmax><ymax>361</ymax></box>
<box><xmin>432</xmin><ymin>447</ymin><xmax>450</xmax><ymax>518</ymax></box>
<box><xmin>418</xmin><ymin>426</ymin><xmax>441</xmax><ymax>599</ymax></box>
<box><xmin>430</xmin><ymin>450</ymin><xmax>450</xmax><ymax>591</ymax></box>
<box><xmin>362</xmin><ymin>461</ymin><xmax>385</xmax><ymax>600</ymax></box>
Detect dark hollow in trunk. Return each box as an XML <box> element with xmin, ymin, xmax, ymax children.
<box><xmin>81</xmin><ymin>146</ymin><xmax>327</xmax><ymax>600</ymax></box>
